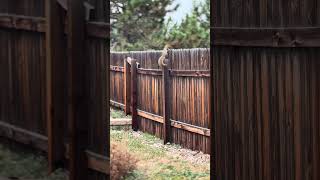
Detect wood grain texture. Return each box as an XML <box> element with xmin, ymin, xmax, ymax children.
<box><xmin>45</xmin><ymin>0</ymin><xmax>65</xmax><ymax>172</ymax></box>
<box><xmin>67</xmin><ymin>0</ymin><xmax>87</xmax><ymax>179</ymax></box>
<box><xmin>124</xmin><ymin>59</ymin><xmax>131</xmax><ymax>114</ymax></box>
<box><xmin>131</xmin><ymin>59</ymin><xmax>138</xmax><ymax>131</ymax></box>
<box><xmin>85</xmin><ymin>1</ymin><xmax>109</xmax><ymax>180</ymax></box>
<box><xmin>162</xmin><ymin>65</ymin><xmax>171</xmax><ymax>144</ymax></box>
<box><xmin>213</xmin><ymin>27</ymin><xmax>320</xmax><ymax>47</ymax></box>
<box><xmin>0</xmin><ymin>1</ymin><xmax>110</xmax><ymax>179</ymax></box>
<box><xmin>212</xmin><ymin>0</ymin><xmax>320</xmax><ymax>179</ymax></box>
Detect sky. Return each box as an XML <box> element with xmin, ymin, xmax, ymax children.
<box><xmin>166</xmin><ymin>0</ymin><xmax>204</xmax><ymax>24</ymax></box>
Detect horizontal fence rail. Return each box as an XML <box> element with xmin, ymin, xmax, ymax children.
<box><xmin>0</xmin><ymin>13</ymin><xmax>109</xmax><ymax>39</ymax></box>
<box><xmin>110</xmin><ymin>48</ymin><xmax>210</xmax><ymax>153</ymax></box>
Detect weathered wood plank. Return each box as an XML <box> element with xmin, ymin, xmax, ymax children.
<box><xmin>64</xmin><ymin>145</ymin><xmax>110</xmax><ymax>175</ymax></box>
<box><xmin>131</xmin><ymin>60</ymin><xmax>138</xmax><ymax>131</ymax></box>
<box><xmin>124</xmin><ymin>59</ymin><xmax>131</xmax><ymax>114</ymax></box>
<box><xmin>213</xmin><ymin>27</ymin><xmax>320</xmax><ymax>47</ymax></box>
<box><xmin>136</xmin><ymin>68</ymin><xmax>210</xmax><ymax>77</ymax></box>
<box><xmin>170</xmin><ymin>70</ymin><xmax>210</xmax><ymax>77</ymax></box>
<box><xmin>0</xmin><ymin>13</ymin><xmax>45</xmax><ymax>32</ymax></box>
<box><xmin>110</xmin><ymin>65</ymin><xmax>124</xmax><ymax>72</ymax></box>
<box><xmin>86</xmin><ymin>150</ymin><xmax>110</xmax><ymax>175</ymax></box>
<box><xmin>67</xmin><ymin>0</ymin><xmax>87</xmax><ymax>179</ymax></box>
<box><xmin>136</xmin><ymin>110</ymin><xmax>211</xmax><ymax>136</ymax></box>
<box><xmin>137</xmin><ymin>68</ymin><xmax>162</xmax><ymax>76</ymax></box>
<box><xmin>171</xmin><ymin>120</ymin><xmax>210</xmax><ymax>137</ymax></box>
<box><xmin>110</xmin><ymin>119</ymin><xmax>132</xmax><ymax>126</ymax></box>
<box><xmin>110</xmin><ymin>100</ymin><xmax>125</xmax><ymax>109</ymax></box>
<box><xmin>45</xmin><ymin>0</ymin><xmax>65</xmax><ymax>172</ymax></box>
<box><xmin>0</xmin><ymin>121</ymin><xmax>48</xmax><ymax>152</ymax></box>
<box><xmin>162</xmin><ymin>65</ymin><xmax>171</xmax><ymax>144</ymax></box>
<box><xmin>0</xmin><ymin>14</ymin><xmax>109</xmax><ymax>39</ymax></box>
<box><xmin>137</xmin><ymin>110</ymin><xmax>163</xmax><ymax>123</ymax></box>
<box><xmin>213</xmin><ymin>1</ymin><xmax>320</xmax><ymax>179</ymax></box>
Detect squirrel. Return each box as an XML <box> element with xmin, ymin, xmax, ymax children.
<box><xmin>126</xmin><ymin>56</ymin><xmax>140</xmax><ymax>68</ymax></box>
<box><xmin>158</xmin><ymin>44</ymin><xmax>171</xmax><ymax>68</ymax></box>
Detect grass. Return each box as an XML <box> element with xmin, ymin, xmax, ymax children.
<box><xmin>0</xmin><ymin>143</ymin><xmax>67</xmax><ymax>180</ymax></box>
<box><xmin>110</xmin><ymin>108</ymin><xmax>131</xmax><ymax>119</ymax></box>
<box><xmin>111</xmin><ymin>130</ymin><xmax>210</xmax><ymax>180</ymax></box>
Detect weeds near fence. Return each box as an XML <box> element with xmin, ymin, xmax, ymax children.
<box><xmin>0</xmin><ymin>144</ymin><xmax>66</xmax><ymax>180</ymax></box>
<box><xmin>111</xmin><ymin>142</ymin><xmax>138</xmax><ymax>180</ymax></box>
<box><xmin>110</xmin><ymin>108</ymin><xmax>131</xmax><ymax>119</ymax></box>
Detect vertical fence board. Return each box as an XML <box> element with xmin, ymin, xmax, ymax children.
<box><xmin>85</xmin><ymin>1</ymin><xmax>109</xmax><ymax>179</ymax></box>
<box><xmin>46</xmin><ymin>0</ymin><xmax>65</xmax><ymax>172</ymax></box>
<box><xmin>67</xmin><ymin>0</ymin><xmax>88</xmax><ymax>179</ymax></box>
<box><xmin>212</xmin><ymin>0</ymin><xmax>320</xmax><ymax>178</ymax></box>
<box><xmin>162</xmin><ymin>65</ymin><xmax>171</xmax><ymax>144</ymax></box>
<box><xmin>124</xmin><ymin>59</ymin><xmax>131</xmax><ymax>114</ymax></box>
<box><xmin>131</xmin><ymin>60</ymin><xmax>138</xmax><ymax>131</ymax></box>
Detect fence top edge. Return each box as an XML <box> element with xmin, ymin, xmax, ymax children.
<box><xmin>111</xmin><ymin>48</ymin><xmax>210</xmax><ymax>54</ymax></box>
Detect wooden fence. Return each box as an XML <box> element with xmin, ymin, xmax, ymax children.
<box><xmin>0</xmin><ymin>1</ymin><xmax>109</xmax><ymax>180</ymax></box>
<box><xmin>211</xmin><ymin>0</ymin><xmax>320</xmax><ymax>179</ymax></box>
<box><xmin>110</xmin><ymin>49</ymin><xmax>211</xmax><ymax>153</ymax></box>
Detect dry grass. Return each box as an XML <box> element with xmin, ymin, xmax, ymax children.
<box><xmin>111</xmin><ymin>142</ymin><xmax>138</xmax><ymax>180</ymax></box>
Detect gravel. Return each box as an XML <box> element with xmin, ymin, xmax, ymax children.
<box><xmin>131</xmin><ymin>131</ymin><xmax>210</xmax><ymax>165</ymax></box>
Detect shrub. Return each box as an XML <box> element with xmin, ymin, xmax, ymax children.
<box><xmin>111</xmin><ymin>143</ymin><xmax>138</xmax><ymax>180</ymax></box>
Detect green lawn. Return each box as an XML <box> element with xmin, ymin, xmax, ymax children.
<box><xmin>111</xmin><ymin>130</ymin><xmax>210</xmax><ymax>180</ymax></box>
<box><xmin>0</xmin><ymin>143</ymin><xmax>66</xmax><ymax>180</ymax></box>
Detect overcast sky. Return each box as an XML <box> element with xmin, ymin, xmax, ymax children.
<box><xmin>166</xmin><ymin>0</ymin><xmax>204</xmax><ymax>24</ymax></box>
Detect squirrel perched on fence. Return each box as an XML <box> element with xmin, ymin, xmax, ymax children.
<box><xmin>158</xmin><ymin>44</ymin><xmax>171</xmax><ymax>68</ymax></box>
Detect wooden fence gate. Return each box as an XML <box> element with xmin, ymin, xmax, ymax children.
<box><xmin>0</xmin><ymin>0</ymin><xmax>109</xmax><ymax>179</ymax></box>
<box><xmin>211</xmin><ymin>0</ymin><xmax>320</xmax><ymax>179</ymax></box>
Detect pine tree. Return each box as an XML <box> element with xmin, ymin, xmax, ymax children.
<box><xmin>111</xmin><ymin>0</ymin><xmax>178</xmax><ymax>51</ymax></box>
<box><xmin>164</xmin><ymin>0</ymin><xmax>210</xmax><ymax>48</ymax></box>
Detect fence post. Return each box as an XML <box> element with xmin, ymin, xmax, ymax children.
<box><xmin>67</xmin><ymin>0</ymin><xmax>88</xmax><ymax>179</ymax></box>
<box><xmin>162</xmin><ymin>62</ymin><xmax>171</xmax><ymax>144</ymax></box>
<box><xmin>131</xmin><ymin>59</ymin><xmax>138</xmax><ymax>131</ymax></box>
<box><xmin>124</xmin><ymin>58</ymin><xmax>131</xmax><ymax>114</ymax></box>
<box><xmin>45</xmin><ymin>0</ymin><xmax>65</xmax><ymax>172</ymax></box>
